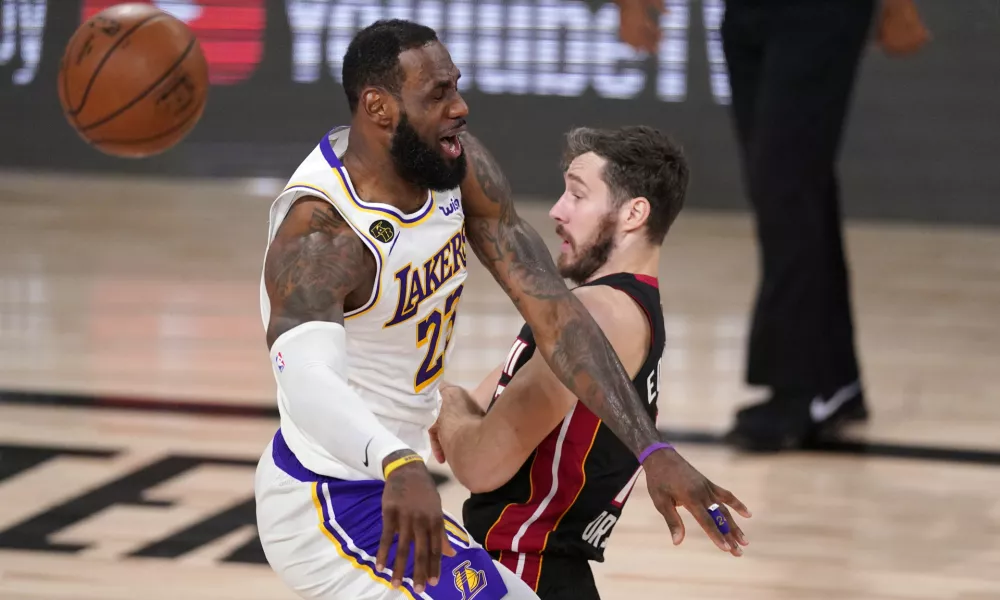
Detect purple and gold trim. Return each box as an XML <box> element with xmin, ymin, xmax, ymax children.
<box><xmin>273</xmin><ymin>429</ymin><xmax>472</xmax><ymax>550</ymax></box>
<box><xmin>279</xmin><ymin>182</ymin><xmax>383</xmax><ymax>320</ymax></box>
<box><xmin>312</xmin><ymin>481</ymin><xmax>423</xmax><ymax>600</ymax></box>
<box><xmin>444</xmin><ymin>513</ymin><xmax>472</xmax><ymax>548</ymax></box>
<box><xmin>320</xmin><ymin>130</ymin><xmax>435</xmax><ymax>228</ymax></box>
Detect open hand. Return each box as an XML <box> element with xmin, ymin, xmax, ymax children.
<box><xmin>376</xmin><ymin>452</ymin><xmax>456</xmax><ymax>593</ymax></box>
<box><xmin>643</xmin><ymin>448</ymin><xmax>751</xmax><ymax>557</ymax></box>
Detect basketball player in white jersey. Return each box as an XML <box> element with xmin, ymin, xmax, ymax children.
<box><xmin>254</xmin><ymin>19</ymin><xmax>749</xmax><ymax>600</ymax></box>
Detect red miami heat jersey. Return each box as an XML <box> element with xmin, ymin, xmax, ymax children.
<box><xmin>462</xmin><ymin>273</ymin><xmax>665</xmax><ymax>572</ymax></box>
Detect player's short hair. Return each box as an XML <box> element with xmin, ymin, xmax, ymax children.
<box><xmin>342</xmin><ymin>20</ymin><xmax>439</xmax><ymax>114</ymax></box>
<box><xmin>562</xmin><ymin>126</ymin><xmax>689</xmax><ymax>244</ymax></box>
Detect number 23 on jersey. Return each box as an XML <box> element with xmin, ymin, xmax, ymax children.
<box><xmin>414</xmin><ymin>284</ymin><xmax>464</xmax><ymax>392</ymax></box>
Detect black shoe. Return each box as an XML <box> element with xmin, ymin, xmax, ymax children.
<box><xmin>808</xmin><ymin>382</ymin><xmax>867</xmax><ymax>428</ymax></box>
<box><xmin>735</xmin><ymin>385</ymin><xmax>868</xmax><ymax>423</ymax></box>
<box><xmin>725</xmin><ymin>382</ymin><xmax>867</xmax><ymax>452</ymax></box>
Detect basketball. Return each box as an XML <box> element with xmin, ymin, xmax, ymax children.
<box><xmin>58</xmin><ymin>3</ymin><xmax>209</xmax><ymax>158</ymax></box>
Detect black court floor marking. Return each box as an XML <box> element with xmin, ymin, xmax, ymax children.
<box><xmin>2</xmin><ymin>389</ymin><xmax>999</xmax><ymax>468</ymax></box>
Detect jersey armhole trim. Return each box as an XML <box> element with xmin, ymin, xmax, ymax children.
<box><xmin>282</xmin><ymin>183</ymin><xmax>384</xmax><ymax>319</ymax></box>
<box><xmin>602</xmin><ymin>285</ymin><xmax>654</xmax><ymax>374</ymax></box>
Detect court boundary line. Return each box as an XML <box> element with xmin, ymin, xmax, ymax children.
<box><xmin>1</xmin><ymin>389</ymin><xmax>998</xmax><ymax>467</ymax></box>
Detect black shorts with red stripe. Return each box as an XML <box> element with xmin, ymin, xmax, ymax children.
<box><xmin>490</xmin><ymin>552</ymin><xmax>599</xmax><ymax>600</ymax></box>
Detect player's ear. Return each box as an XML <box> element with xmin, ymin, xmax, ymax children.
<box><xmin>361</xmin><ymin>87</ymin><xmax>395</xmax><ymax>128</ymax></box>
<box><xmin>621</xmin><ymin>196</ymin><xmax>651</xmax><ymax>234</ymax></box>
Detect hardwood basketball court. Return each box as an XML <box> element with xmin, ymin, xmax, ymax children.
<box><xmin>0</xmin><ymin>170</ymin><xmax>998</xmax><ymax>599</ymax></box>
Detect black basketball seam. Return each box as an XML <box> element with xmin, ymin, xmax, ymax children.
<box><xmin>68</xmin><ymin>13</ymin><xmax>168</xmax><ymax>117</ymax></box>
<box><xmin>61</xmin><ymin>37</ymin><xmax>79</xmax><ymax>121</ymax></box>
<box><xmin>79</xmin><ymin>36</ymin><xmax>199</xmax><ymax>133</ymax></box>
<box><xmin>86</xmin><ymin>99</ymin><xmax>205</xmax><ymax>146</ymax></box>
<box><xmin>59</xmin><ymin>60</ymin><xmax>78</xmax><ymax>129</ymax></box>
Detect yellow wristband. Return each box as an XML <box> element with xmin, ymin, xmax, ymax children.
<box><xmin>383</xmin><ymin>454</ymin><xmax>423</xmax><ymax>480</ymax></box>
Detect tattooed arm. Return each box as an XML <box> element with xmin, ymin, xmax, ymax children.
<box><xmin>264</xmin><ymin>196</ymin><xmax>415</xmax><ymax>473</ymax></box>
<box><xmin>458</xmin><ymin>134</ymin><xmax>753</xmax><ymax>556</ymax></box>
<box><xmin>264</xmin><ymin>197</ymin><xmax>372</xmax><ymax>347</ymax></box>
<box><xmin>457</xmin><ymin>133</ymin><xmax>658</xmax><ymax>457</ymax></box>
<box><xmin>264</xmin><ymin>196</ymin><xmax>451</xmax><ymax>590</ymax></box>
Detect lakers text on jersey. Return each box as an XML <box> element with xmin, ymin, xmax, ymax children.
<box><xmin>259</xmin><ymin>126</ymin><xmax>469</xmax><ymax>480</ymax></box>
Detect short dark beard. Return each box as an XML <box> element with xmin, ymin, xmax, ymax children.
<box><xmin>558</xmin><ymin>212</ymin><xmax>617</xmax><ymax>285</ymax></box>
<box><xmin>389</xmin><ymin>112</ymin><xmax>467</xmax><ymax>192</ymax></box>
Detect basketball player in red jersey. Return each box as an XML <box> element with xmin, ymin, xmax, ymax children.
<box><xmin>431</xmin><ymin>126</ymin><xmax>751</xmax><ymax>599</ymax></box>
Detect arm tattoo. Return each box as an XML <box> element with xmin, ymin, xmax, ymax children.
<box><xmin>460</xmin><ymin>133</ymin><xmax>568</xmax><ymax>302</ymax></box>
<box><xmin>264</xmin><ymin>203</ymin><xmax>372</xmax><ymax>347</ymax></box>
<box><xmin>459</xmin><ymin>133</ymin><xmax>660</xmax><ymax>456</ymax></box>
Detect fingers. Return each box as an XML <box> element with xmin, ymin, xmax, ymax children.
<box><xmin>659</xmin><ymin>492</ymin><xmax>749</xmax><ymax>556</ymax></box>
<box><xmin>716</xmin><ymin>503</ymin><xmax>748</xmax><ymax>554</ymax></box>
<box><xmin>428</xmin><ymin>527</ymin><xmax>445</xmax><ymax>587</ymax></box>
<box><xmin>709</xmin><ymin>503</ymin><xmax>743</xmax><ymax>557</ymax></box>
<box><xmin>409</xmin><ymin>519</ymin><xmax>454</xmax><ymax>593</ymax></box>
<box><xmin>715</xmin><ymin>486</ymin><xmax>752</xmax><ymax>519</ymax></box>
<box><xmin>426</xmin><ymin>517</ymin><xmax>445</xmax><ymax>588</ymax></box>
<box><xmin>681</xmin><ymin>486</ymin><xmax>752</xmax><ymax>556</ymax></box>
<box><xmin>380</xmin><ymin>515</ymin><xmax>454</xmax><ymax>593</ymax></box>
<box><xmin>712</xmin><ymin>486</ymin><xmax>750</xmax><ymax>551</ymax></box>
<box><xmin>429</xmin><ymin>429</ymin><xmax>446</xmax><ymax>464</ymax></box>
<box><xmin>379</xmin><ymin>465</ymin><xmax>449</xmax><ymax>593</ymax></box>
<box><xmin>431</xmin><ymin>444</ymin><xmax>445</xmax><ymax>464</ymax></box>
<box><xmin>658</xmin><ymin>500</ymin><xmax>686</xmax><ymax>546</ymax></box>
<box><xmin>442</xmin><ymin>529</ymin><xmax>456</xmax><ymax>558</ymax></box>
<box><xmin>690</xmin><ymin>504</ymin><xmax>731</xmax><ymax>553</ymax></box>
<box><xmin>410</xmin><ymin>516</ymin><xmax>429</xmax><ymax>593</ymax></box>
<box><xmin>376</xmin><ymin>507</ymin><xmax>397</xmax><ymax>572</ymax></box>
<box><xmin>645</xmin><ymin>451</ymin><xmax>750</xmax><ymax>556</ymax></box>
<box><xmin>392</xmin><ymin>515</ymin><xmax>412</xmax><ymax>589</ymax></box>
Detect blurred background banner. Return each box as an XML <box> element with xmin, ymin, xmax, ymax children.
<box><xmin>1</xmin><ymin>0</ymin><xmax>998</xmax><ymax>224</ymax></box>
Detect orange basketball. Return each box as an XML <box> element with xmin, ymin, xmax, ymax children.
<box><xmin>58</xmin><ymin>3</ymin><xmax>209</xmax><ymax>158</ymax></box>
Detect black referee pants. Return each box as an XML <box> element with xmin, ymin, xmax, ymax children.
<box><xmin>721</xmin><ymin>0</ymin><xmax>876</xmax><ymax>393</ymax></box>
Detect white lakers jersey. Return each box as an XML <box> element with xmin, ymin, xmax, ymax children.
<box><xmin>260</xmin><ymin>126</ymin><xmax>468</xmax><ymax>480</ymax></box>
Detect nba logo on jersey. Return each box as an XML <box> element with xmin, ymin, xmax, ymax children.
<box><xmin>274</xmin><ymin>352</ymin><xmax>285</xmax><ymax>373</ymax></box>
<box><xmin>453</xmin><ymin>560</ymin><xmax>488</xmax><ymax>600</ymax></box>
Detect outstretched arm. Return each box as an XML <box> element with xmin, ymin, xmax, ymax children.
<box><xmin>458</xmin><ymin>133</ymin><xmax>658</xmax><ymax>457</ymax></box>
